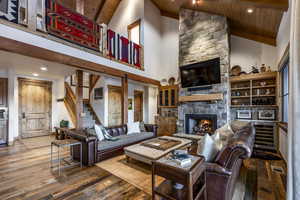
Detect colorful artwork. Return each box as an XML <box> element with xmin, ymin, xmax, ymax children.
<box><xmin>0</xmin><ymin>0</ymin><xmax>18</xmax><ymax>23</ymax></box>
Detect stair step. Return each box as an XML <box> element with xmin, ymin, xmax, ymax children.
<box><xmin>254</xmin><ymin>144</ymin><xmax>276</xmax><ymax>151</ymax></box>
<box><xmin>255</xmin><ymin>141</ymin><xmax>274</xmax><ymax>146</ymax></box>
<box><xmin>255</xmin><ymin>137</ymin><xmax>274</xmax><ymax>142</ymax></box>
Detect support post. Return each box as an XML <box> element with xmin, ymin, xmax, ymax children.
<box><xmin>76</xmin><ymin>70</ymin><xmax>83</xmax><ymax>128</ymax></box>
<box><xmin>122</xmin><ymin>75</ymin><xmax>128</xmax><ymax>124</ymax></box>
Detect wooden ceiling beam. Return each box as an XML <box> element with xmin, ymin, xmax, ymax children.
<box><xmin>237</xmin><ymin>0</ymin><xmax>289</xmax><ymax>11</ymax></box>
<box><xmin>231</xmin><ymin>29</ymin><xmax>277</xmax><ymax>46</ymax></box>
<box><xmin>96</xmin><ymin>0</ymin><xmax>121</xmax><ymax>24</ymax></box>
<box><xmin>160</xmin><ymin>10</ymin><xmax>179</xmax><ymax>20</ymax></box>
<box><xmin>0</xmin><ymin>36</ymin><xmax>160</xmax><ymax>86</ymax></box>
<box><xmin>93</xmin><ymin>0</ymin><xmax>106</xmax><ymax>22</ymax></box>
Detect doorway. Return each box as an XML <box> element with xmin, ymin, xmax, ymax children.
<box><xmin>134</xmin><ymin>90</ymin><xmax>143</xmax><ymax>122</ymax></box>
<box><xmin>108</xmin><ymin>85</ymin><xmax>122</xmax><ymax>126</ymax></box>
<box><xmin>19</xmin><ymin>78</ymin><xmax>52</xmax><ymax>138</ymax></box>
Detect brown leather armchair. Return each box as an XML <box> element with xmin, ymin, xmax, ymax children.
<box><xmin>205</xmin><ymin>125</ymin><xmax>255</xmax><ymax>200</ymax></box>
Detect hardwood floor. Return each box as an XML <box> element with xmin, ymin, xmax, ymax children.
<box><xmin>0</xmin><ymin>136</ymin><xmax>286</xmax><ymax>200</ymax></box>
<box><xmin>0</xmin><ymin>137</ymin><xmax>150</xmax><ymax>200</ymax></box>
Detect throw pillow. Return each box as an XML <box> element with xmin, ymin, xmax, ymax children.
<box><xmin>139</xmin><ymin>121</ymin><xmax>146</xmax><ymax>132</ymax></box>
<box><xmin>94</xmin><ymin>124</ymin><xmax>105</xmax><ymax>141</ymax></box>
<box><xmin>127</xmin><ymin>122</ymin><xmax>141</xmax><ymax>134</ymax></box>
<box><xmin>197</xmin><ymin>134</ymin><xmax>219</xmax><ymax>162</ymax></box>
<box><xmin>215</xmin><ymin>123</ymin><xmax>234</xmax><ymax>142</ymax></box>
<box><xmin>230</xmin><ymin>120</ymin><xmax>250</xmax><ymax>132</ymax></box>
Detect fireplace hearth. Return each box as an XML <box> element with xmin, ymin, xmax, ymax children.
<box><xmin>185</xmin><ymin>114</ymin><xmax>217</xmax><ymax>135</ymax></box>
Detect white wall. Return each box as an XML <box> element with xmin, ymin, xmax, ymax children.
<box><xmin>108</xmin><ymin>0</ymin><xmax>144</xmax><ymax>44</ymax></box>
<box><xmin>161</xmin><ymin>16</ymin><xmax>179</xmax><ymax>80</ymax></box>
<box><xmin>230</xmin><ymin>36</ymin><xmax>278</xmax><ymax>72</ymax></box>
<box><xmin>276</xmin><ymin>4</ymin><xmax>291</xmax><ymax>65</ymax></box>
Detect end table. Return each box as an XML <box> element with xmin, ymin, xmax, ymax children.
<box><xmin>51</xmin><ymin>139</ymin><xmax>82</xmax><ymax>176</ymax></box>
<box><xmin>152</xmin><ymin>154</ymin><xmax>206</xmax><ymax>200</ymax></box>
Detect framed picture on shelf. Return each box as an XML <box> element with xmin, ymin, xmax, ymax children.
<box><xmin>128</xmin><ymin>99</ymin><xmax>133</xmax><ymax>110</ymax></box>
<box><xmin>237</xmin><ymin>110</ymin><xmax>252</xmax><ymax>119</ymax></box>
<box><xmin>258</xmin><ymin>110</ymin><xmax>276</xmax><ymax>120</ymax></box>
<box><xmin>94</xmin><ymin>87</ymin><xmax>103</xmax><ymax>100</ymax></box>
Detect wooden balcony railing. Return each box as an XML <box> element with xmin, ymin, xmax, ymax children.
<box><xmin>1</xmin><ymin>0</ymin><xmax>144</xmax><ymax>70</ymax></box>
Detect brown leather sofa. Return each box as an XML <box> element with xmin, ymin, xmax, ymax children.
<box><xmin>66</xmin><ymin>124</ymin><xmax>158</xmax><ymax>166</ymax></box>
<box><xmin>204</xmin><ymin>124</ymin><xmax>255</xmax><ymax>200</ymax></box>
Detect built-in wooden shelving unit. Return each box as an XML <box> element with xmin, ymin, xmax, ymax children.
<box><xmin>230</xmin><ymin>72</ymin><xmax>278</xmax><ymax>108</ymax></box>
<box><xmin>230</xmin><ymin>72</ymin><xmax>279</xmax><ymax>153</ymax></box>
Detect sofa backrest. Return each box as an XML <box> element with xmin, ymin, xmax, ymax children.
<box><xmin>106</xmin><ymin>125</ymin><xmax>128</xmax><ymax>137</ymax></box>
<box><xmin>214</xmin><ymin>125</ymin><xmax>255</xmax><ymax>170</ymax></box>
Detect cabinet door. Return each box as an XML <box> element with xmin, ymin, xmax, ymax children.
<box><xmin>0</xmin><ymin>78</ymin><xmax>7</xmax><ymax>107</ymax></box>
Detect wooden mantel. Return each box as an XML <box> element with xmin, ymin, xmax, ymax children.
<box><xmin>179</xmin><ymin>93</ymin><xmax>224</xmax><ymax>102</ymax></box>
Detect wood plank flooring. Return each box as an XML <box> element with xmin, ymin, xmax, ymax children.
<box><xmin>0</xmin><ymin>137</ymin><xmax>150</xmax><ymax>200</ymax></box>
<box><xmin>0</xmin><ymin>136</ymin><xmax>286</xmax><ymax>200</ymax></box>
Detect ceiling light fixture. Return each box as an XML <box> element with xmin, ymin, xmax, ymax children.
<box><xmin>32</xmin><ymin>73</ymin><xmax>39</xmax><ymax>77</ymax></box>
<box><xmin>247</xmin><ymin>8</ymin><xmax>254</xmax><ymax>13</ymax></box>
<box><xmin>192</xmin><ymin>0</ymin><xmax>201</xmax><ymax>5</ymax></box>
<box><xmin>40</xmin><ymin>66</ymin><xmax>48</xmax><ymax>71</ymax></box>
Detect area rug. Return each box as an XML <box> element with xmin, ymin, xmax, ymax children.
<box><xmin>96</xmin><ymin>155</ymin><xmax>163</xmax><ymax>195</ymax></box>
<box><xmin>97</xmin><ymin>155</ymin><xmax>252</xmax><ymax>198</ymax></box>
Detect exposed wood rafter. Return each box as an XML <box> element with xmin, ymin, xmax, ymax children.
<box><xmin>231</xmin><ymin>29</ymin><xmax>277</xmax><ymax>46</ymax></box>
<box><xmin>94</xmin><ymin>0</ymin><xmax>106</xmax><ymax>22</ymax></box>
<box><xmin>238</xmin><ymin>0</ymin><xmax>289</xmax><ymax>11</ymax></box>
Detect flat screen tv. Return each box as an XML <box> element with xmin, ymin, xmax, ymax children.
<box><xmin>180</xmin><ymin>58</ymin><xmax>221</xmax><ymax>88</ymax></box>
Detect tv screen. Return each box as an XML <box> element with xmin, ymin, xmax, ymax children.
<box><xmin>180</xmin><ymin>58</ymin><xmax>221</xmax><ymax>88</ymax></box>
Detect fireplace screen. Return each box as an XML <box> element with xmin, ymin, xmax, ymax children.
<box><xmin>185</xmin><ymin>114</ymin><xmax>217</xmax><ymax>135</ymax></box>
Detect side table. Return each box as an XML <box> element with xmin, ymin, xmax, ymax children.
<box><xmin>152</xmin><ymin>154</ymin><xmax>206</xmax><ymax>200</ymax></box>
<box><xmin>51</xmin><ymin>139</ymin><xmax>82</xmax><ymax>176</ymax></box>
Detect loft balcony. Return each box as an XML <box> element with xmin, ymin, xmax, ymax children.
<box><xmin>0</xmin><ymin>0</ymin><xmax>156</xmax><ymax>84</ymax></box>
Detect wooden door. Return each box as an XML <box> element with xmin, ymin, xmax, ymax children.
<box><xmin>108</xmin><ymin>86</ymin><xmax>122</xmax><ymax>126</ymax></box>
<box><xmin>0</xmin><ymin>78</ymin><xmax>8</xmax><ymax>144</ymax></box>
<box><xmin>19</xmin><ymin>78</ymin><xmax>52</xmax><ymax>138</ymax></box>
<box><xmin>0</xmin><ymin>78</ymin><xmax>7</xmax><ymax>107</ymax></box>
<box><xmin>134</xmin><ymin>91</ymin><xmax>143</xmax><ymax>122</ymax></box>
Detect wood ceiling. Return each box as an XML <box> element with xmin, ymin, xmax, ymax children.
<box><xmin>151</xmin><ymin>0</ymin><xmax>289</xmax><ymax>46</ymax></box>
<box><xmin>57</xmin><ymin>0</ymin><xmax>288</xmax><ymax>46</ymax></box>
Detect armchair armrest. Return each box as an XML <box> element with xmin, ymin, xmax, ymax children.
<box><xmin>205</xmin><ymin>163</ymin><xmax>232</xmax><ymax>176</ymax></box>
<box><xmin>144</xmin><ymin>124</ymin><xmax>158</xmax><ymax>137</ymax></box>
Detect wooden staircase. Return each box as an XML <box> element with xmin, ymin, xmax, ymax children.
<box><xmin>64</xmin><ymin>78</ymin><xmax>102</xmax><ymax>128</ymax></box>
<box><xmin>64</xmin><ymin>82</ymin><xmax>77</xmax><ymax>127</ymax></box>
<box><xmin>254</xmin><ymin>124</ymin><xmax>277</xmax><ymax>153</ymax></box>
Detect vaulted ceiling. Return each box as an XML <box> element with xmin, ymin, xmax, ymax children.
<box><xmin>151</xmin><ymin>0</ymin><xmax>288</xmax><ymax>46</ymax></box>
<box><xmin>58</xmin><ymin>0</ymin><xmax>288</xmax><ymax>46</ymax></box>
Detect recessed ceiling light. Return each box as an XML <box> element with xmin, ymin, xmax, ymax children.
<box><xmin>247</xmin><ymin>8</ymin><xmax>254</xmax><ymax>13</ymax></box>
<box><xmin>40</xmin><ymin>67</ymin><xmax>48</xmax><ymax>71</ymax></box>
<box><xmin>32</xmin><ymin>73</ymin><xmax>39</xmax><ymax>77</ymax></box>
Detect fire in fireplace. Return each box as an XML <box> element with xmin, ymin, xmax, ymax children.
<box><xmin>185</xmin><ymin>114</ymin><xmax>217</xmax><ymax>135</ymax></box>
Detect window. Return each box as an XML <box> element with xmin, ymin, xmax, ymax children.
<box><xmin>281</xmin><ymin>59</ymin><xmax>289</xmax><ymax>123</ymax></box>
<box><xmin>128</xmin><ymin>19</ymin><xmax>141</xmax><ymax>44</ymax></box>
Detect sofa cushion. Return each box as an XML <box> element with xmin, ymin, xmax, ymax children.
<box><xmin>197</xmin><ymin>134</ymin><xmax>220</xmax><ymax>162</ymax></box>
<box><xmin>127</xmin><ymin>122</ymin><xmax>141</xmax><ymax>134</ymax></box>
<box><xmin>98</xmin><ymin>132</ymin><xmax>155</xmax><ymax>151</ymax></box>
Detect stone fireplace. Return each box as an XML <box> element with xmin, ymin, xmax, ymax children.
<box><xmin>185</xmin><ymin>114</ymin><xmax>217</xmax><ymax>135</ymax></box>
<box><xmin>177</xmin><ymin>9</ymin><xmax>230</xmax><ymax>133</ymax></box>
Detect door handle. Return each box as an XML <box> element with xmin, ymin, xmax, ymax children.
<box><xmin>22</xmin><ymin>112</ymin><xmax>26</xmax><ymax>119</ymax></box>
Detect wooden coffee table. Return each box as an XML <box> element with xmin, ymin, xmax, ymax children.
<box><xmin>124</xmin><ymin>136</ymin><xmax>192</xmax><ymax>165</ymax></box>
